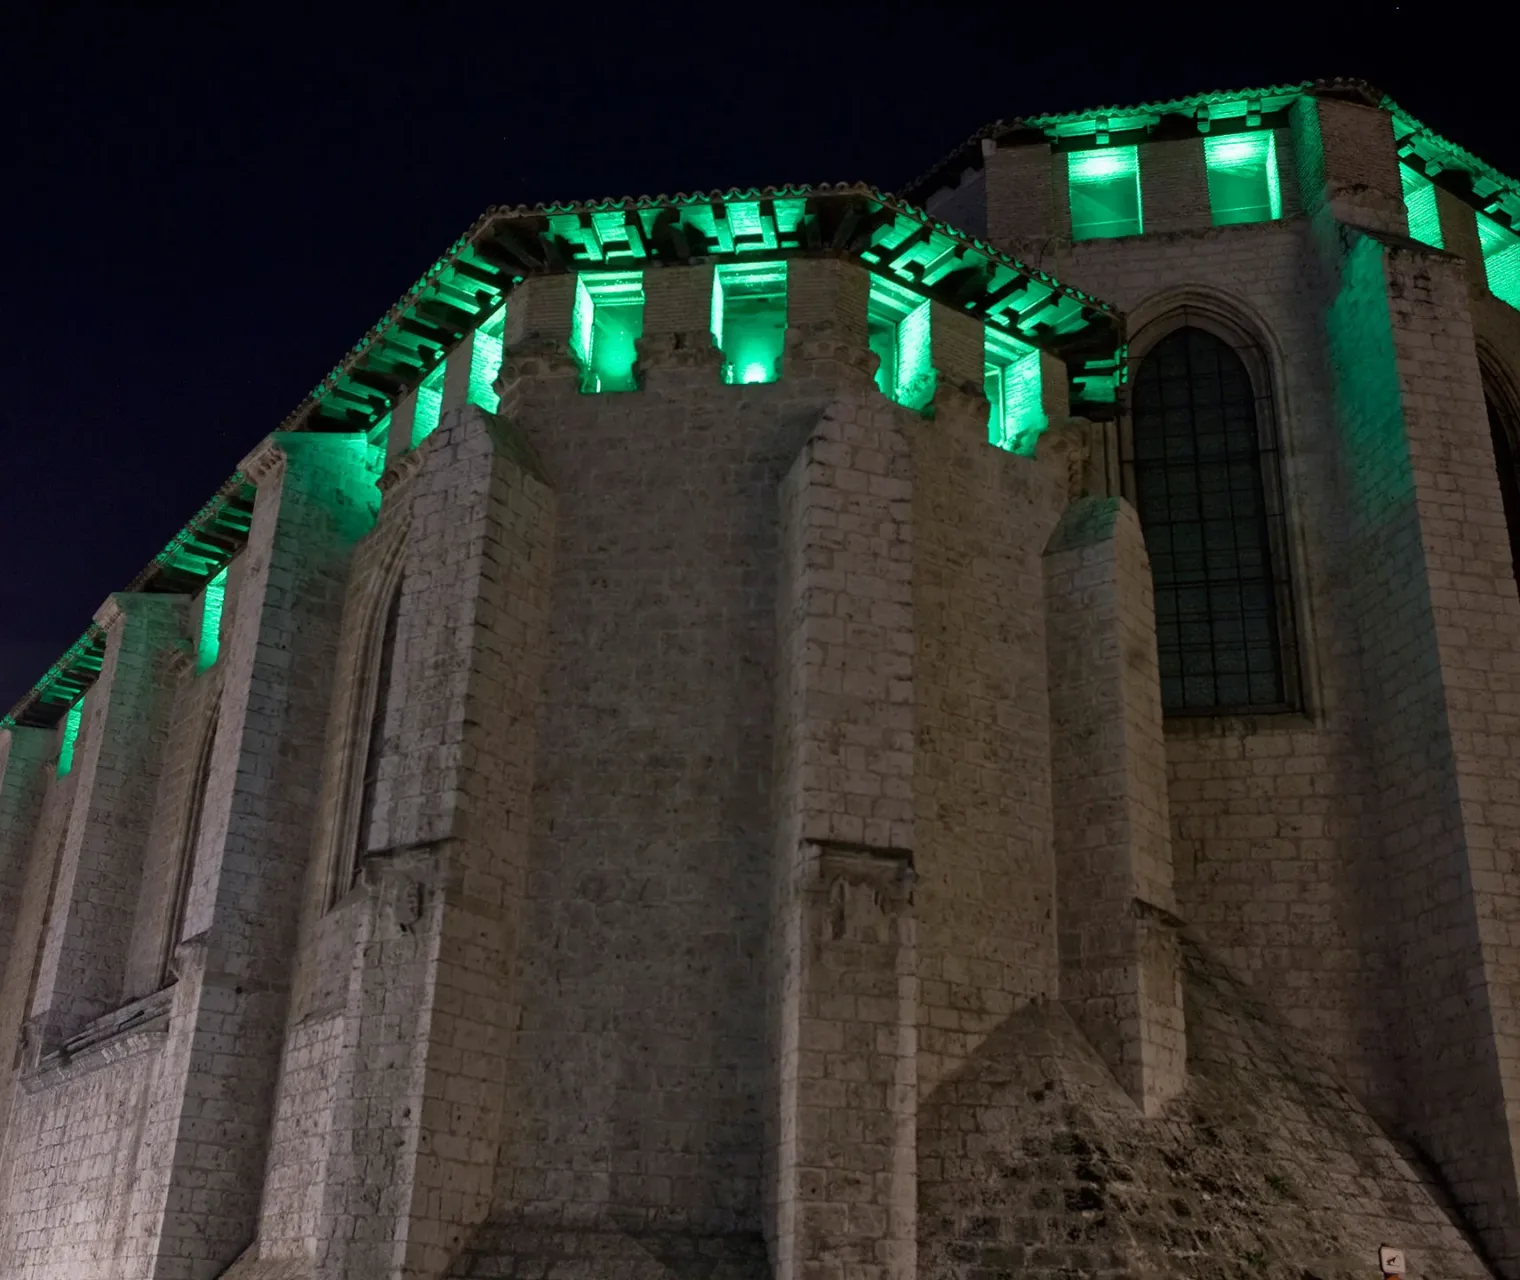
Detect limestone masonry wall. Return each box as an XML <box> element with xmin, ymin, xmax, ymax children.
<box><xmin>3</xmin><ymin>90</ymin><xmax>1520</xmax><ymax>1278</ymax></box>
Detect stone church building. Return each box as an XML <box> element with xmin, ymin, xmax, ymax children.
<box><xmin>3</xmin><ymin>78</ymin><xmax>1520</xmax><ymax>1279</ymax></box>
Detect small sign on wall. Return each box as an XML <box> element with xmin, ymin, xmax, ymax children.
<box><xmin>1379</xmin><ymin>1244</ymin><xmax>1406</xmax><ymax>1276</ymax></box>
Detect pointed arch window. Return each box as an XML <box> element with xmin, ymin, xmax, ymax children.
<box><xmin>1126</xmin><ymin>324</ymin><xmax>1300</xmax><ymax>714</ymax></box>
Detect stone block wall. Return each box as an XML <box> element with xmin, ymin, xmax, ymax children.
<box><xmin>1044</xmin><ymin>496</ymin><xmax>1183</xmax><ymax>1116</ymax></box>
<box><xmin>908</xmin><ymin>382</ymin><xmax>1067</xmax><ymax>1095</ymax></box>
<box><xmin>770</xmin><ymin>383</ymin><xmax>919</xmax><ymax>1280</ymax></box>
<box><xmin>1012</xmin><ymin>217</ymin><xmax>1388</xmax><ymax>1099</ymax></box>
<box><xmin>1328</xmin><ymin>231</ymin><xmax>1520</xmax><ymax>1272</ymax></box>
<box><xmin>0</xmin><ymin>729</ymin><xmax>48</xmax><ymax>1003</ymax></box>
<box><xmin>5</xmin><ymin>147</ymin><xmax>1520</xmax><ymax>1277</ymax></box>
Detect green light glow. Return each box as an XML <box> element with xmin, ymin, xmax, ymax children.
<box><xmin>868</xmin><ymin>276</ymin><xmax>936</xmax><ymax>413</ymax></box>
<box><xmin>547</xmin><ymin>198</ymin><xmax>809</xmax><ymax>266</ymax></box>
<box><xmin>570</xmin><ymin>272</ymin><xmax>644</xmax><ymax>393</ymax></box>
<box><xmin>1205</xmin><ymin>131</ymin><xmax>1281</xmax><ymax>226</ymax></box>
<box><xmin>57</xmin><ymin>698</ymin><xmax>83</xmax><ymax>777</ymax></box>
<box><xmin>469</xmin><ymin>307</ymin><xmax>506</xmax><ymax>412</ymax></box>
<box><xmin>1399</xmin><ymin>165</ymin><xmax>1444</xmax><ymax>248</ymax></box>
<box><xmin>711</xmin><ymin>261</ymin><xmax>787</xmax><ymax>385</ymax></box>
<box><xmin>985</xmin><ymin>329</ymin><xmax>1045</xmax><ymax>455</ymax></box>
<box><xmin>1479</xmin><ymin>213</ymin><xmax>1520</xmax><ymax>310</ymax></box>
<box><xmin>197</xmin><ymin>568</ymin><xmax>227</xmax><ymax>672</ymax></box>
<box><xmin>1068</xmin><ymin>146</ymin><xmax>1142</xmax><ymax>240</ymax></box>
<box><xmin>411</xmin><ymin>363</ymin><xmax>445</xmax><ymax>446</ymax></box>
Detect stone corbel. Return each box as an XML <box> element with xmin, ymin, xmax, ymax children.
<box><xmin>168</xmin><ymin>931</ymin><xmax>209</xmax><ymax>985</ymax></box>
<box><xmin>377</xmin><ymin>446</ymin><xmax>425</xmax><ymax>497</ymax></box>
<box><xmin>162</xmin><ymin>642</ymin><xmax>197</xmax><ymax>680</ymax></box>
<box><xmin>92</xmin><ymin>595</ymin><xmax>127</xmax><ymax>633</ymax></box>
<box><xmin>238</xmin><ymin>436</ymin><xmax>288</xmax><ymax>487</ymax></box>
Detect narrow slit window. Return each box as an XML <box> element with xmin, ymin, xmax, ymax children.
<box><xmin>985</xmin><ymin>329</ymin><xmax>1045</xmax><ymax>455</ymax></box>
<box><xmin>571</xmin><ymin>272</ymin><xmax>645</xmax><ymax>393</ymax></box>
<box><xmin>411</xmin><ymin>362</ymin><xmax>445</xmax><ymax>446</ymax></box>
<box><xmin>1479</xmin><ymin>213</ymin><xmax>1520</xmax><ymax>311</ymax></box>
<box><xmin>712</xmin><ymin>262</ymin><xmax>787</xmax><ymax>385</ymax></box>
<box><xmin>197</xmin><ymin>568</ymin><xmax>227</xmax><ymax>672</ymax></box>
<box><xmin>469</xmin><ymin>306</ymin><xmax>507</xmax><ymax>411</ymax></box>
<box><xmin>162</xmin><ymin>710</ymin><xmax>217</xmax><ymax>985</ymax></box>
<box><xmin>355</xmin><ymin>586</ymin><xmax>403</xmax><ymax>875</ymax></box>
<box><xmin>57</xmin><ymin>698</ymin><xmax>83</xmax><ymax>777</ymax></box>
<box><xmin>1068</xmin><ymin>146</ymin><xmax>1142</xmax><ymax>240</ymax></box>
<box><xmin>1400</xmin><ymin>165</ymin><xmax>1444</xmax><ymax>248</ymax></box>
<box><xmin>1205</xmin><ymin>132</ymin><xmax>1282</xmax><ymax>226</ymax></box>
<box><xmin>868</xmin><ymin>276</ymin><xmax>936</xmax><ymax>413</ymax></box>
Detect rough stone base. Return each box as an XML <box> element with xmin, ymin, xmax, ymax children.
<box><xmin>918</xmin><ymin>939</ymin><xmax>1495</xmax><ymax>1280</ymax></box>
<box><xmin>448</xmin><ymin>1224</ymin><xmax>769</xmax><ymax>1280</ymax></box>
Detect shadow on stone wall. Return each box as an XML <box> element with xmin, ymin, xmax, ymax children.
<box><xmin>447</xmin><ymin>1222</ymin><xmax>768</xmax><ymax>1280</ymax></box>
<box><xmin>918</xmin><ymin>938</ymin><xmax>1494</xmax><ymax>1280</ymax></box>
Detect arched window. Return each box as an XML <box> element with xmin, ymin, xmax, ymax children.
<box><xmin>1486</xmin><ymin>391</ymin><xmax>1520</xmax><ymax>594</ymax></box>
<box><xmin>1127</xmin><ymin>325</ymin><xmax>1298</xmax><ymax>714</ymax></box>
<box><xmin>353</xmin><ymin>584</ymin><xmax>403</xmax><ymax>877</ymax></box>
<box><xmin>161</xmin><ymin>709</ymin><xmax>217</xmax><ymax>984</ymax></box>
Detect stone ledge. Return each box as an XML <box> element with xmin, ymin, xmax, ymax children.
<box><xmin>20</xmin><ymin>987</ymin><xmax>173</xmax><ymax>1095</ymax></box>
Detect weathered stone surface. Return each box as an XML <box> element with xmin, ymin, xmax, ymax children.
<box><xmin>2</xmin><ymin>86</ymin><xmax>1520</xmax><ymax>1280</ymax></box>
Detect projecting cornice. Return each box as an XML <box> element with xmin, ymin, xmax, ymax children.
<box><xmin>273</xmin><ymin>185</ymin><xmax>1125</xmax><ymax>443</ymax></box>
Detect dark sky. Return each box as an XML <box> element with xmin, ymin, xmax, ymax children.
<box><xmin>3</xmin><ymin>3</ymin><xmax>1516</xmax><ymax>709</ymax></box>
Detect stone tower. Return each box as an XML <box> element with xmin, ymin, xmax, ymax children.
<box><xmin>2</xmin><ymin>80</ymin><xmax>1520</xmax><ymax>1280</ymax></box>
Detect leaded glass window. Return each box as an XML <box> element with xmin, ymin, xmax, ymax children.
<box><xmin>1130</xmin><ymin>327</ymin><xmax>1295</xmax><ymax>713</ymax></box>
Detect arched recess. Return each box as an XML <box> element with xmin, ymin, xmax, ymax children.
<box><xmin>1478</xmin><ymin>344</ymin><xmax>1520</xmax><ymax>595</ymax></box>
<box><xmin>160</xmin><ymin>704</ymin><xmax>219</xmax><ymax>985</ymax></box>
<box><xmin>321</xmin><ymin>524</ymin><xmax>410</xmax><ymax>910</ymax></box>
<box><xmin>1121</xmin><ymin>291</ymin><xmax>1303</xmax><ymax>715</ymax></box>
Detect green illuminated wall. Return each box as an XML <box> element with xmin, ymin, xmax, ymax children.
<box><xmin>57</xmin><ymin>698</ymin><xmax>83</xmax><ymax>777</ymax></box>
<box><xmin>1068</xmin><ymin>146</ymin><xmax>1142</xmax><ymax>240</ymax></box>
<box><xmin>411</xmin><ymin>363</ymin><xmax>445</xmax><ymax>446</ymax></box>
<box><xmin>1400</xmin><ymin>166</ymin><xmax>1444</xmax><ymax>248</ymax></box>
<box><xmin>711</xmin><ymin>262</ymin><xmax>787</xmax><ymax>385</ymax></box>
<box><xmin>1205</xmin><ymin>132</ymin><xmax>1281</xmax><ymax>226</ymax></box>
<box><xmin>571</xmin><ymin>272</ymin><xmax>645</xmax><ymax>393</ymax></box>
<box><xmin>470</xmin><ymin>306</ymin><xmax>506</xmax><ymax>411</ymax></box>
<box><xmin>1479</xmin><ymin>213</ymin><xmax>1520</xmax><ymax>310</ymax></box>
<box><xmin>868</xmin><ymin>276</ymin><xmax>936</xmax><ymax>412</ymax></box>
<box><xmin>198</xmin><ymin>568</ymin><xmax>227</xmax><ymax>672</ymax></box>
<box><xmin>985</xmin><ymin>329</ymin><xmax>1045</xmax><ymax>455</ymax></box>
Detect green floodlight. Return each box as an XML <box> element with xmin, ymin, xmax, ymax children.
<box><xmin>868</xmin><ymin>276</ymin><xmax>936</xmax><ymax>412</ymax></box>
<box><xmin>571</xmin><ymin>272</ymin><xmax>645</xmax><ymax>393</ymax></box>
<box><xmin>1479</xmin><ymin>212</ymin><xmax>1520</xmax><ymax>309</ymax></box>
<box><xmin>197</xmin><ymin>568</ymin><xmax>227</xmax><ymax>672</ymax></box>
<box><xmin>1068</xmin><ymin>146</ymin><xmax>1143</xmax><ymax>240</ymax></box>
<box><xmin>985</xmin><ymin>329</ymin><xmax>1046</xmax><ymax>455</ymax></box>
<box><xmin>1205</xmin><ymin>131</ymin><xmax>1281</xmax><ymax>226</ymax></box>
<box><xmin>1400</xmin><ymin>165</ymin><xmax>1444</xmax><ymax>249</ymax></box>
<box><xmin>57</xmin><ymin>698</ymin><xmax>84</xmax><ymax>777</ymax></box>
<box><xmin>469</xmin><ymin>306</ymin><xmax>507</xmax><ymax>412</ymax></box>
<box><xmin>411</xmin><ymin>363</ymin><xmax>445</xmax><ymax>446</ymax></box>
<box><xmin>712</xmin><ymin>261</ymin><xmax>787</xmax><ymax>386</ymax></box>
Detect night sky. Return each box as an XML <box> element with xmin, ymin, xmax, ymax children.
<box><xmin>3</xmin><ymin>4</ymin><xmax>1516</xmax><ymax>709</ymax></box>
